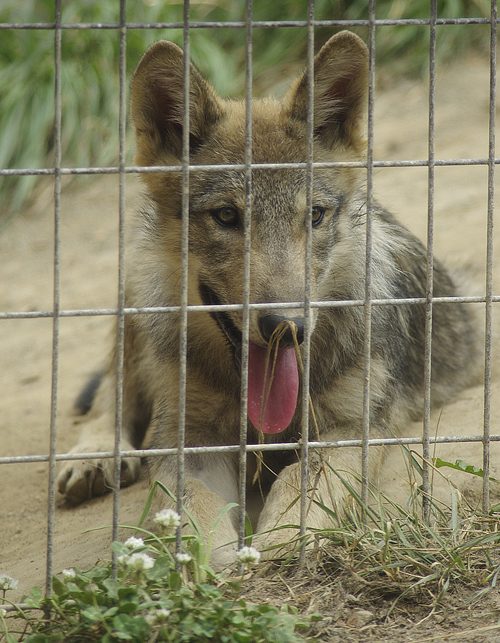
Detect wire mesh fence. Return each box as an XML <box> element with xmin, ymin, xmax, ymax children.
<box><xmin>0</xmin><ymin>0</ymin><xmax>498</xmax><ymax>610</ymax></box>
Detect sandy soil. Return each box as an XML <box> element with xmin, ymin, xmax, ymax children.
<box><xmin>1</xmin><ymin>56</ymin><xmax>500</xmax><ymax>640</ymax></box>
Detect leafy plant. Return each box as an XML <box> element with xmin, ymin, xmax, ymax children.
<box><xmin>0</xmin><ymin>509</ymin><xmax>319</xmax><ymax>642</ymax></box>
<box><xmin>434</xmin><ymin>457</ymin><xmax>499</xmax><ymax>483</ymax></box>
<box><xmin>2</xmin><ymin>454</ymin><xmax>500</xmax><ymax>640</ymax></box>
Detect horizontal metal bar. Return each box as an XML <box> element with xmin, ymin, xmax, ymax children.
<box><xmin>0</xmin><ymin>294</ymin><xmax>496</xmax><ymax>321</ymax></box>
<box><xmin>2</xmin><ymin>157</ymin><xmax>500</xmax><ymax>176</ymax></box>
<box><xmin>2</xmin><ymin>433</ymin><xmax>499</xmax><ymax>466</ymax></box>
<box><xmin>0</xmin><ymin>18</ymin><xmax>497</xmax><ymax>30</ymax></box>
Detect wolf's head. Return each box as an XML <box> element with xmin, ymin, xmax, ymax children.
<box><xmin>130</xmin><ymin>31</ymin><xmax>368</xmax><ymax>434</ymax></box>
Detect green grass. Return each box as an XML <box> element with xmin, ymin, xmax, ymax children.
<box><xmin>305</xmin><ymin>463</ymin><xmax>500</xmax><ymax>615</ymax></box>
<box><xmin>0</xmin><ymin>0</ymin><xmax>493</xmax><ymax>222</ymax></box>
<box><xmin>2</xmin><ymin>457</ymin><xmax>499</xmax><ymax>641</ymax></box>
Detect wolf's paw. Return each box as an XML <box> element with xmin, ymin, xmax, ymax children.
<box><xmin>251</xmin><ymin>526</ymin><xmax>303</xmax><ymax>561</ymax></box>
<box><xmin>57</xmin><ymin>439</ymin><xmax>141</xmax><ymax>504</ymax></box>
<box><xmin>210</xmin><ymin>541</ymin><xmax>239</xmax><ymax>566</ymax></box>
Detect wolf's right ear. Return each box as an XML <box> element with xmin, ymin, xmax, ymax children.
<box><xmin>131</xmin><ymin>41</ymin><xmax>223</xmax><ymax>165</ymax></box>
<box><xmin>285</xmin><ymin>31</ymin><xmax>369</xmax><ymax>154</ymax></box>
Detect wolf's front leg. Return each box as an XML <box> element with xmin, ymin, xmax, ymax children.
<box><xmin>255</xmin><ymin>447</ymin><xmax>370</xmax><ymax>558</ymax></box>
<box><xmin>149</xmin><ymin>452</ymin><xmax>240</xmax><ymax>564</ymax></box>
<box><xmin>57</xmin><ymin>371</ymin><xmax>142</xmax><ymax>503</ymax></box>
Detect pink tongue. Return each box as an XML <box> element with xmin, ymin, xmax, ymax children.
<box><xmin>247</xmin><ymin>341</ymin><xmax>299</xmax><ymax>434</ymax></box>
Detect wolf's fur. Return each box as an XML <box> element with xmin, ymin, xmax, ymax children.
<box><xmin>57</xmin><ymin>32</ymin><xmax>480</xmax><ymax>562</ymax></box>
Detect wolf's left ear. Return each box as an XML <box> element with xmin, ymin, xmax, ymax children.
<box><xmin>285</xmin><ymin>31</ymin><xmax>368</xmax><ymax>153</ymax></box>
<box><xmin>131</xmin><ymin>40</ymin><xmax>223</xmax><ymax>166</ymax></box>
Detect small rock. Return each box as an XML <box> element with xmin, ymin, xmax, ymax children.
<box><xmin>345</xmin><ymin>593</ymin><xmax>360</xmax><ymax>604</ymax></box>
<box><xmin>346</xmin><ymin>609</ymin><xmax>375</xmax><ymax>628</ymax></box>
<box><xmin>356</xmin><ymin>609</ymin><xmax>375</xmax><ymax>627</ymax></box>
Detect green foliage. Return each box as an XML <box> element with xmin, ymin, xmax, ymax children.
<box><xmin>1</xmin><ymin>532</ymin><xmax>317</xmax><ymax>642</ymax></box>
<box><xmin>2</xmin><ymin>460</ymin><xmax>500</xmax><ymax>639</ymax></box>
<box><xmin>434</xmin><ymin>457</ymin><xmax>499</xmax><ymax>483</ymax></box>
<box><xmin>309</xmin><ymin>459</ymin><xmax>500</xmax><ymax>613</ymax></box>
<box><xmin>0</xmin><ymin>0</ymin><xmax>493</xmax><ymax>221</ymax></box>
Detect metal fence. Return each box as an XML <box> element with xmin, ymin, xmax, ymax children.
<box><xmin>0</xmin><ymin>0</ymin><xmax>498</xmax><ymax>606</ymax></box>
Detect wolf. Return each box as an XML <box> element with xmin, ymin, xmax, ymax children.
<box><xmin>57</xmin><ymin>31</ymin><xmax>479</xmax><ymax>562</ymax></box>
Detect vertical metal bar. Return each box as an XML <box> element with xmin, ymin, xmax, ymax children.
<box><xmin>238</xmin><ymin>0</ymin><xmax>252</xmax><ymax>554</ymax></box>
<box><xmin>361</xmin><ymin>0</ymin><xmax>376</xmax><ymax>509</ymax></box>
<box><xmin>45</xmin><ymin>0</ymin><xmax>62</xmax><ymax>599</ymax></box>
<box><xmin>298</xmin><ymin>0</ymin><xmax>314</xmax><ymax>567</ymax></box>
<box><xmin>111</xmin><ymin>0</ymin><xmax>128</xmax><ymax>576</ymax></box>
<box><xmin>175</xmin><ymin>0</ymin><xmax>191</xmax><ymax>558</ymax></box>
<box><xmin>422</xmin><ymin>0</ymin><xmax>437</xmax><ymax>523</ymax></box>
<box><xmin>482</xmin><ymin>0</ymin><xmax>497</xmax><ymax>513</ymax></box>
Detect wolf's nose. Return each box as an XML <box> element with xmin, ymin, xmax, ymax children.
<box><xmin>258</xmin><ymin>314</ymin><xmax>305</xmax><ymax>347</ymax></box>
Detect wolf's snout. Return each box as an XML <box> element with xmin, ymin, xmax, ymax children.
<box><xmin>258</xmin><ymin>314</ymin><xmax>305</xmax><ymax>347</ymax></box>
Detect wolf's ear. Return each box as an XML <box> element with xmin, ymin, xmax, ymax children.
<box><xmin>131</xmin><ymin>40</ymin><xmax>223</xmax><ymax>165</ymax></box>
<box><xmin>285</xmin><ymin>31</ymin><xmax>368</xmax><ymax>153</ymax></box>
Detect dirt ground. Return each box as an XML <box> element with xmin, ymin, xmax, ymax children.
<box><xmin>1</xmin><ymin>56</ymin><xmax>500</xmax><ymax>641</ymax></box>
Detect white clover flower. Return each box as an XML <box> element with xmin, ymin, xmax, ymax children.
<box><xmin>145</xmin><ymin>607</ymin><xmax>171</xmax><ymax>625</ymax></box>
<box><xmin>153</xmin><ymin>509</ymin><xmax>181</xmax><ymax>531</ymax></box>
<box><xmin>0</xmin><ymin>608</ymin><xmax>7</xmax><ymax>618</ymax></box>
<box><xmin>236</xmin><ymin>546</ymin><xmax>261</xmax><ymax>565</ymax></box>
<box><xmin>0</xmin><ymin>575</ymin><xmax>18</xmax><ymax>591</ymax></box>
<box><xmin>124</xmin><ymin>536</ymin><xmax>145</xmax><ymax>551</ymax></box>
<box><xmin>175</xmin><ymin>553</ymin><xmax>192</xmax><ymax>565</ymax></box>
<box><xmin>62</xmin><ymin>568</ymin><xmax>76</xmax><ymax>581</ymax></box>
<box><xmin>117</xmin><ymin>554</ymin><xmax>130</xmax><ymax>566</ymax></box>
<box><xmin>86</xmin><ymin>583</ymin><xmax>99</xmax><ymax>594</ymax></box>
<box><xmin>126</xmin><ymin>552</ymin><xmax>155</xmax><ymax>571</ymax></box>
<box><xmin>145</xmin><ymin>612</ymin><xmax>155</xmax><ymax>625</ymax></box>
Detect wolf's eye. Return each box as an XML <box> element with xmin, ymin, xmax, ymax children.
<box><xmin>212</xmin><ymin>207</ymin><xmax>239</xmax><ymax>228</ymax></box>
<box><xmin>311</xmin><ymin>206</ymin><xmax>325</xmax><ymax>227</ymax></box>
